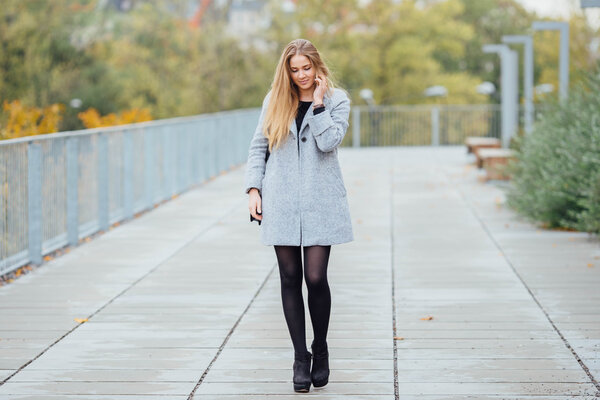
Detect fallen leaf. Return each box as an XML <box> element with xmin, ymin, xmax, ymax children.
<box><xmin>43</xmin><ymin>255</ymin><xmax>53</xmax><ymax>261</ymax></box>
<box><xmin>74</xmin><ymin>318</ymin><xmax>88</xmax><ymax>323</ymax></box>
<box><xmin>420</xmin><ymin>316</ymin><xmax>434</xmax><ymax>320</ymax></box>
<box><xmin>393</xmin><ymin>336</ymin><xmax>404</xmax><ymax>340</ymax></box>
<box><xmin>588</xmin><ymin>263</ymin><xmax>594</xmax><ymax>268</ymax></box>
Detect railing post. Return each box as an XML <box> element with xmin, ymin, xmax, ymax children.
<box><xmin>66</xmin><ymin>137</ymin><xmax>79</xmax><ymax>246</ymax></box>
<box><xmin>27</xmin><ymin>142</ymin><xmax>42</xmax><ymax>265</ymax></box>
<box><xmin>352</xmin><ymin>106</ymin><xmax>361</xmax><ymax>148</ymax></box>
<box><xmin>144</xmin><ymin>127</ymin><xmax>155</xmax><ymax>209</ymax></box>
<box><xmin>161</xmin><ymin>126</ymin><xmax>170</xmax><ymax>201</ymax></box>
<box><xmin>97</xmin><ymin>133</ymin><xmax>109</xmax><ymax>232</ymax></box>
<box><xmin>431</xmin><ymin>106</ymin><xmax>440</xmax><ymax>146</ymax></box>
<box><xmin>123</xmin><ymin>131</ymin><xmax>134</xmax><ymax>220</ymax></box>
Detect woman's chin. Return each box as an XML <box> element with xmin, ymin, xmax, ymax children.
<box><xmin>298</xmin><ymin>81</ymin><xmax>313</xmax><ymax>89</ymax></box>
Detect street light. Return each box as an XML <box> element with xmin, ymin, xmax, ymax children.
<box><xmin>483</xmin><ymin>44</ymin><xmax>519</xmax><ymax>148</ymax></box>
<box><xmin>424</xmin><ymin>86</ymin><xmax>447</xmax><ymax>146</ymax></box>
<box><xmin>359</xmin><ymin>88</ymin><xmax>379</xmax><ymax>146</ymax></box>
<box><xmin>503</xmin><ymin>35</ymin><xmax>534</xmax><ymax>134</ymax></box>
<box><xmin>532</xmin><ymin>21</ymin><xmax>569</xmax><ymax>100</ymax></box>
<box><xmin>424</xmin><ymin>85</ymin><xmax>448</xmax><ymax>98</ymax></box>
<box><xmin>476</xmin><ymin>81</ymin><xmax>496</xmax><ymax>95</ymax></box>
<box><xmin>535</xmin><ymin>83</ymin><xmax>555</xmax><ymax>95</ymax></box>
<box><xmin>359</xmin><ymin>88</ymin><xmax>375</xmax><ymax>105</ymax></box>
<box><xmin>69</xmin><ymin>98</ymin><xmax>83</xmax><ymax>109</ymax></box>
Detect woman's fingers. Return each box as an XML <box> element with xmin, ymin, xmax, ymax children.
<box><xmin>249</xmin><ymin>196</ymin><xmax>263</xmax><ymax>220</ymax></box>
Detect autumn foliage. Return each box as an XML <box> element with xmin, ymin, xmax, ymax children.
<box><xmin>0</xmin><ymin>101</ymin><xmax>153</xmax><ymax>139</ymax></box>
<box><xmin>77</xmin><ymin>108</ymin><xmax>152</xmax><ymax>129</ymax></box>
<box><xmin>0</xmin><ymin>100</ymin><xmax>65</xmax><ymax>140</ymax></box>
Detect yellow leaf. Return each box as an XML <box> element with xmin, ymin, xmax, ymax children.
<box><xmin>393</xmin><ymin>336</ymin><xmax>404</xmax><ymax>340</ymax></box>
<box><xmin>420</xmin><ymin>316</ymin><xmax>434</xmax><ymax>320</ymax></box>
<box><xmin>74</xmin><ymin>318</ymin><xmax>88</xmax><ymax>323</ymax></box>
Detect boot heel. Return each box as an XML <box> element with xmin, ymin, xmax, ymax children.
<box><xmin>311</xmin><ymin>341</ymin><xmax>330</xmax><ymax>388</ymax></box>
<box><xmin>293</xmin><ymin>382</ymin><xmax>311</xmax><ymax>392</ymax></box>
<box><xmin>313</xmin><ymin>376</ymin><xmax>329</xmax><ymax>387</ymax></box>
<box><xmin>292</xmin><ymin>350</ymin><xmax>312</xmax><ymax>393</ymax></box>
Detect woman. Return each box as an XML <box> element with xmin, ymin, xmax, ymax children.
<box><xmin>244</xmin><ymin>38</ymin><xmax>354</xmax><ymax>393</ymax></box>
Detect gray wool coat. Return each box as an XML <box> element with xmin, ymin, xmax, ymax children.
<box><xmin>244</xmin><ymin>87</ymin><xmax>354</xmax><ymax>246</ymax></box>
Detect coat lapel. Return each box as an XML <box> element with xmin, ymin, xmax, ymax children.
<box><xmin>297</xmin><ymin>102</ymin><xmax>314</xmax><ymax>138</ymax></box>
<box><xmin>293</xmin><ymin>93</ymin><xmax>333</xmax><ymax>139</ymax></box>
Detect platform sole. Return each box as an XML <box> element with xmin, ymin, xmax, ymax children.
<box><xmin>313</xmin><ymin>377</ymin><xmax>329</xmax><ymax>387</ymax></box>
<box><xmin>293</xmin><ymin>382</ymin><xmax>311</xmax><ymax>392</ymax></box>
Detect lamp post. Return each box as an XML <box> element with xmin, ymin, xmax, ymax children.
<box><xmin>483</xmin><ymin>44</ymin><xmax>519</xmax><ymax>148</ymax></box>
<box><xmin>502</xmin><ymin>35</ymin><xmax>534</xmax><ymax>134</ymax></box>
<box><xmin>424</xmin><ymin>86</ymin><xmax>447</xmax><ymax>146</ymax></box>
<box><xmin>532</xmin><ymin>21</ymin><xmax>570</xmax><ymax>100</ymax></box>
<box><xmin>359</xmin><ymin>89</ymin><xmax>379</xmax><ymax>146</ymax></box>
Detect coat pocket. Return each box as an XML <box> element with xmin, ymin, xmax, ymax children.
<box><xmin>328</xmin><ymin>171</ymin><xmax>347</xmax><ymax>197</ymax></box>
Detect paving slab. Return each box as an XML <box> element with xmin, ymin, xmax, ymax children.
<box><xmin>0</xmin><ymin>146</ymin><xmax>598</xmax><ymax>399</ymax></box>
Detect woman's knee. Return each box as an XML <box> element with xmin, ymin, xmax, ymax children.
<box><xmin>279</xmin><ymin>265</ymin><xmax>303</xmax><ymax>289</ymax></box>
<box><xmin>305</xmin><ymin>270</ymin><xmax>327</xmax><ymax>291</ymax></box>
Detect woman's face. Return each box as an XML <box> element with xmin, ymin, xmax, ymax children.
<box><xmin>289</xmin><ymin>54</ymin><xmax>316</xmax><ymax>91</ymax></box>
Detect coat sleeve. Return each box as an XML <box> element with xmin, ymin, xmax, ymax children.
<box><xmin>307</xmin><ymin>90</ymin><xmax>351</xmax><ymax>153</ymax></box>
<box><xmin>244</xmin><ymin>91</ymin><xmax>271</xmax><ymax>195</ymax></box>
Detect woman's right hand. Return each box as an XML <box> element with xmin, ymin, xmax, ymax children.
<box><xmin>248</xmin><ymin>188</ymin><xmax>262</xmax><ymax>221</ymax></box>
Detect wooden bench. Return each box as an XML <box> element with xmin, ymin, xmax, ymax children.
<box><xmin>477</xmin><ymin>148</ymin><xmax>516</xmax><ymax>181</ymax></box>
<box><xmin>465</xmin><ymin>137</ymin><xmax>501</xmax><ymax>154</ymax></box>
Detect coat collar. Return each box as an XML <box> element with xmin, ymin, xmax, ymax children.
<box><xmin>290</xmin><ymin>91</ymin><xmax>334</xmax><ymax>139</ymax></box>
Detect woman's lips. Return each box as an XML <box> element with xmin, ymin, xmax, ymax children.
<box><xmin>299</xmin><ymin>79</ymin><xmax>309</xmax><ymax>84</ymax></box>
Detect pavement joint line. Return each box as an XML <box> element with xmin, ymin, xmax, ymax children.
<box><xmin>390</xmin><ymin>161</ymin><xmax>399</xmax><ymax>400</ymax></box>
<box><xmin>186</xmin><ymin>261</ymin><xmax>277</xmax><ymax>399</ymax></box>
<box><xmin>0</xmin><ymin>198</ymin><xmax>243</xmax><ymax>388</ymax></box>
<box><xmin>449</xmin><ymin>169</ymin><xmax>600</xmax><ymax>396</ymax></box>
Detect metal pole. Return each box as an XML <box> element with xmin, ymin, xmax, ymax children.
<box><xmin>483</xmin><ymin>44</ymin><xmax>519</xmax><ymax>148</ymax></box>
<box><xmin>352</xmin><ymin>107</ymin><xmax>361</xmax><ymax>148</ymax></box>
<box><xmin>66</xmin><ymin>137</ymin><xmax>79</xmax><ymax>246</ymax></box>
<box><xmin>532</xmin><ymin>21</ymin><xmax>570</xmax><ymax>100</ymax></box>
<box><xmin>503</xmin><ymin>35</ymin><xmax>534</xmax><ymax>134</ymax></box>
<box><xmin>431</xmin><ymin>106</ymin><xmax>440</xmax><ymax>146</ymax></box>
<box><xmin>27</xmin><ymin>142</ymin><xmax>42</xmax><ymax>265</ymax></box>
<box><xmin>97</xmin><ymin>133</ymin><xmax>109</xmax><ymax>232</ymax></box>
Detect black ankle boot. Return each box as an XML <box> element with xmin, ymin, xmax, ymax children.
<box><xmin>310</xmin><ymin>341</ymin><xmax>330</xmax><ymax>387</ymax></box>
<box><xmin>293</xmin><ymin>350</ymin><xmax>312</xmax><ymax>392</ymax></box>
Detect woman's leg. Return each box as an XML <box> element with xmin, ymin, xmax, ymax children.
<box><xmin>274</xmin><ymin>245</ymin><xmax>308</xmax><ymax>357</ymax></box>
<box><xmin>303</xmin><ymin>245</ymin><xmax>332</xmax><ymax>349</ymax></box>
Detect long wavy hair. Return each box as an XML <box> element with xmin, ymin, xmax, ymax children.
<box><xmin>262</xmin><ymin>39</ymin><xmax>335</xmax><ymax>152</ymax></box>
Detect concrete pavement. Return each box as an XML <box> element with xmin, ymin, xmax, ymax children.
<box><xmin>0</xmin><ymin>146</ymin><xmax>598</xmax><ymax>399</ymax></box>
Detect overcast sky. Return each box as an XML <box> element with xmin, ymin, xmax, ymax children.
<box><xmin>516</xmin><ymin>0</ymin><xmax>600</xmax><ymax>28</ymax></box>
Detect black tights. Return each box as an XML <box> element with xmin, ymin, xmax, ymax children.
<box><xmin>274</xmin><ymin>245</ymin><xmax>331</xmax><ymax>357</ymax></box>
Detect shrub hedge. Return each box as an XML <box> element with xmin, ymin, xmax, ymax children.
<box><xmin>506</xmin><ymin>71</ymin><xmax>600</xmax><ymax>234</ymax></box>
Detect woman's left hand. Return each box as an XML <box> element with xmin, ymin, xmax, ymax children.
<box><xmin>313</xmin><ymin>75</ymin><xmax>327</xmax><ymax>103</ymax></box>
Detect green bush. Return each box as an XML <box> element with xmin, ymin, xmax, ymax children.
<box><xmin>506</xmin><ymin>71</ymin><xmax>600</xmax><ymax>234</ymax></box>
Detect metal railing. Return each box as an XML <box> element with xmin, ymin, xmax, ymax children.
<box><xmin>0</xmin><ymin>108</ymin><xmax>261</xmax><ymax>275</ymax></box>
<box><xmin>1</xmin><ymin>102</ymin><xmax>538</xmax><ymax>275</ymax></box>
<box><xmin>346</xmin><ymin>104</ymin><xmax>502</xmax><ymax>147</ymax></box>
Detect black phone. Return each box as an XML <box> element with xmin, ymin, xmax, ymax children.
<box><xmin>250</xmin><ymin>211</ymin><xmax>262</xmax><ymax>225</ymax></box>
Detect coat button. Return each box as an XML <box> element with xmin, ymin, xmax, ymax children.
<box><xmin>301</xmin><ymin>137</ymin><xmax>307</xmax><ymax>142</ymax></box>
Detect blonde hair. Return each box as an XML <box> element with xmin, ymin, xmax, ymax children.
<box><xmin>262</xmin><ymin>39</ymin><xmax>335</xmax><ymax>152</ymax></box>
